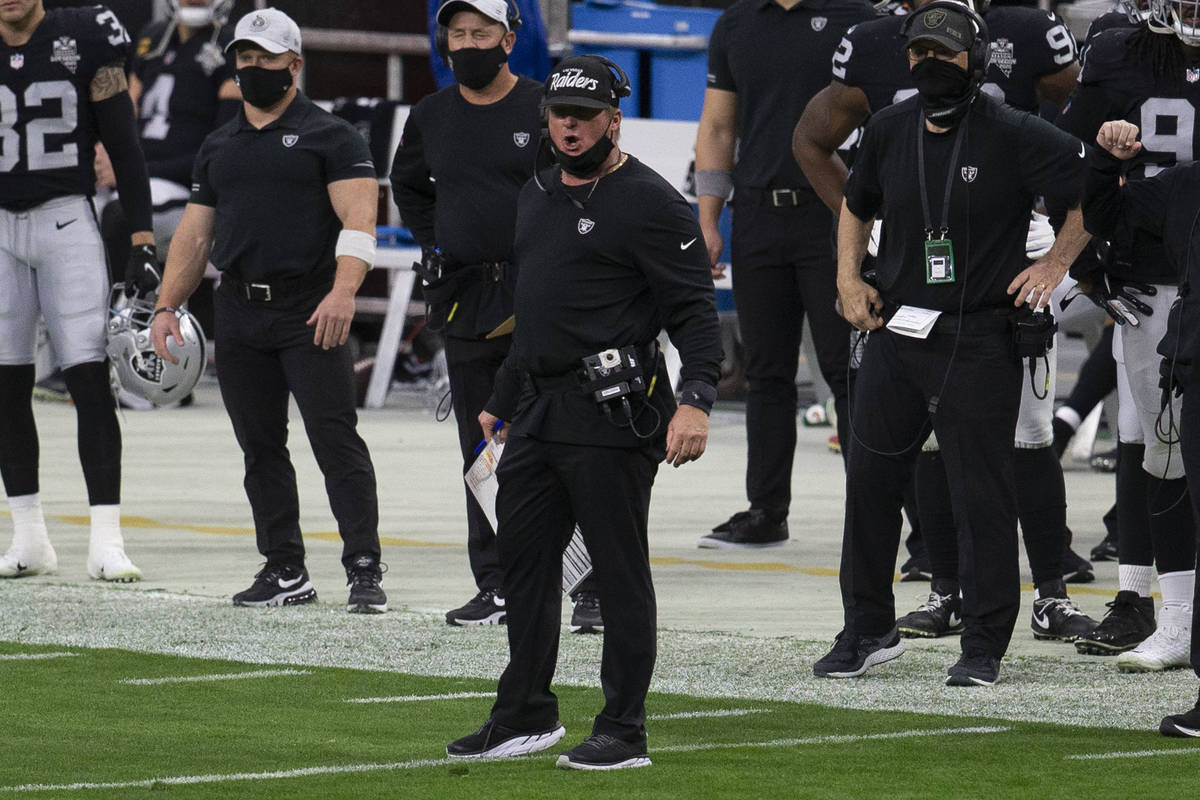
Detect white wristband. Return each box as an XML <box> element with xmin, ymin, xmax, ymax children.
<box><xmin>336</xmin><ymin>229</ymin><xmax>377</xmax><ymax>268</ymax></box>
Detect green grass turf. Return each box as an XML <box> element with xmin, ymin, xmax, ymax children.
<box><xmin>2</xmin><ymin>640</ymin><xmax>1197</xmax><ymax>799</ymax></box>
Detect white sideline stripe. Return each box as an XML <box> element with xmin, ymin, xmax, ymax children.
<box><xmin>0</xmin><ymin>652</ymin><xmax>77</xmax><ymax>661</ymax></box>
<box><xmin>648</xmin><ymin>708</ymin><xmax>770</xmax><ymax>720</ymax></box>
<box><xmin>0</xmin><ymin>726</ymin><xmax>1012</xmax><ymax>793</ymax></box>
<box><xmin>119</xmin><ymin>669</ymin><xmax>310</xmax><ymax>686</ymax></box>
<box><xmin>655</xmin><ymin>725</ymin><xmax>1011</xmax><ymax>753</ymax></box>
<box><xmin>345</xmin><ymin>691</ymin><xmax>494</xmax><ymax>704</ymax></box>
<box><xmin>0</xmin><ymin>726</ymin><xmax>1011</xmax><ymax>793</ymax></box>
<box><xmin>1065</xmin><ymin>748</ymin><xmax>1200</xmax><ymax>761</ymax></box>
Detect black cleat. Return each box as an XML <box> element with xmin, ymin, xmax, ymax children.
<box><xmin>897</xmin><ymin>591</ymin><xmax>963</xmax><ymax>638</ymax></box>
<box><xmin>569</xmin><ymin>590</ymin><xmax>603</xmax><ymax>634</ymax></box>
<box><xmin>232</xmin><ymin>564</ymin><xmax>316</xmax><ymax>607</ymax></box>
<box><xmin>445</xmin><ymin>588</ymin><xmax>505</xmax><ymax>626</ymax></box>
<box><xmin>813</xmin><ymin>627</ymin><xmax>904</xmax><ymax>678</ymax></box>
<box><xmin>946</xmin><ymin>652</ymin><xmax>1002</xmax><ymax>687</ymax></box>
<box><xmin>556</xmin><ymin>734</ymin><xmax>651</xmax><ymax>770</ymax></box>
<box><xmin>1161</xmin><ymin>689</ymin><xmax>1200</xmax><ymax>738</ymax></box>
<box><xmin>1031</xmin><ymin>596</ymin><xmax>1098</xmax><ymax>642</ymax></box>
<box><xmin>346</xmin><ymin>556</ymin><xmax>387</xmax><ymax>614</ymax></box>
<box><xmin>699</xmin><ymin>510</ymin><xmax>788</xmax><ymax>549</ymax></box>
<box><xmin>1074</xmin><ymin>591</ymin><xmax>1155</xmax><ymax>655</ymax></box>
<box><xmin>447</xmin><ymin>718</ymin><xmax>565</xmax><ymax>758</ymax></box>
<box><xmin>1090</xmin><ymin>531</ymin><xmax>1118</xmax><ymax>562</ymax></box>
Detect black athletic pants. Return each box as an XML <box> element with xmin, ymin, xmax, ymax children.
<box><xmin>214</xmin><ymin>280</ymin><xmax>380</xmax><ymax>570</ymax></box>
<box><xmin>842</xmin><ymin>325</ymin><xmax>1022</xmax><ymax>659</ymax></box>
<box><xmin>490</xmin><ymin>434</ymin><xmax>659</xmax><ymax>743</ymax></box>
<box><xmin>730</xmin><ymin>191</ymin><xmax>850</xmax><ymax>519</ymax></box>
<box><xmin>445</xmin><ymin>335</ymin><xmax>509</xmax><ymax>592</ymax></box>
<box><xmin>1177</xmin><ymin>386</ymin><xmax>1200</xmax><ymax>677</ymax></box>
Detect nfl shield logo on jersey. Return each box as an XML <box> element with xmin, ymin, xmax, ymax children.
<box><xmin>578</xmin><ymin>218</ymin><xmax>595</xmax><ymax>235</ymax></box>
<box><xmin>811</xmin><ymin>16</ymin><xmax>827</xmax><ymax>31</ymax></box>
<box><xmin>282</xmin><ymin>135</ymin><xmax>299</xmax><ymax>148</ymax></box>
<box><xmin>9</xmin><ymin>53</ymin><xmax>22</xmax><ymax>69</ymax></box>
<box><xmin>1188</xmin><ymin>68</ymin><xmax>1200</xmax><ymax>84</ymax></box>
<box><xmin>50</xmin><ymin>36</ymin><xmax>81</xmax><ymax>74</ymax></box>
<box><xmin>961</xmin><ymin>166</ymin><xmax>978</xmax><ymax>183</ymax></box>
<box><xmin>513</xmin><ymin>131</ymin><xmax>531</xmax><ymax>148</ymax></box>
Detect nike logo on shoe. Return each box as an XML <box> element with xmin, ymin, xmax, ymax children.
<box><xmin>1032</xmin><ymin>609</ymin><xmax>1051</xmax><ymax>630</ymax></box>
<box><xmin>680</xmin><ymin>237</ymin><xmax>697</xmax><ymax>250</ymax></box>
<box><xmin>1175</xmin><ymin>725</ymin><xmax>1200</xmax><ymax>737</ymax></box>
<box><xmin>56</xmin><ymin>219</ymin><xmax>77</xmax><ymax>230</ymax></box>
<box><xmin>278</xmin><ymin>574</ymin><xmax>306</xmax><ymax>588</ymax></box>
<box><xmin>16</xmin><ymin>562</ymin><xmax>28</xmax><ymax>572</ymax></box>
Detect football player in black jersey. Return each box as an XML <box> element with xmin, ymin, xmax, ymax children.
<box><xmin>0</xmin><ymin>0</ymin><xmax>158</xmax><ymax>581</ymax></box>
<box><xmin>1058</xmin><ymin>0</ymin><xmax>1200</xmax><ymax>668</ymax></box>
<box><xmin>794</xmin><ymin>0</ymin><xmax>1098</xmax><ymax>644</ymax></box>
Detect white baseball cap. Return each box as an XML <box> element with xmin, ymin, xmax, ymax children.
<box><xmin>225</xmin><ymin>8</ymin><xmax>302</xmax><ymax>55</ymax></box>
<box><xmin>436</xmin><ymin>0</ymin><xmax>511</xmax><ymax>30</ymax></box>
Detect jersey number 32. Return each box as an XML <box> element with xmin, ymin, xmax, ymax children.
<box><xmin>0</xmin><ymin>81</ymin><xmax>79</xmax><ymax>172</ymax></box>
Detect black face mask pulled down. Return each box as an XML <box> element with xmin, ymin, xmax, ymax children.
<box><xmin>911</xmin><ymin>57</ymin><xmax>977</xmax><ymax>126</ymax></box>
<box><xmin>236</xmin><ymin>65</ymin><xmax>293</xmax><ymax>109</ymax></box>
<box><xmin>551</xmin><ymin>133</ymin><xmax>615</xmax><ymax>179</ymax></box>
<box><xmin>450</xmin><ymin>44</ymin><xmax>508</xmax><ymax>91</ymax></box>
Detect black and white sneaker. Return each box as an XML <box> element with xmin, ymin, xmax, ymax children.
<box><xmin>569</xmin><ymin>590</ymin><xmax>603</xmax><ymax>634</ymax></box>
<box><xmin>1062</xmin><ymin>545</ymin><xmax>1095</xmax><ymax>584</ymax></box>
<box><xmin>445</xmin><ymin>588</ymin><xmax>505</xmax><ymax>626</ymax></box>
<box><xmin>813</xmin><ymin>627</ymin><xmax>904</xmax><ymax>678</ymax></box>
<box><xmin>446</xmin><ymin>718</ymin><xmax>565</xmax><ymax>758</ymax></box>
<box><xmin>1030</xmin><ymin>596</ymin><xmax>1098</xmax><ymax>642</ymax></box>
<box><xmin>1161</xmin><ymin>689</ymin><xmax>1200</xmax><ymax>738</ymax></box>
<box><xmin>556</xmin><ymin>734</ymin><xmax>651</xmax><ymax>770</ymax></box>
<box><xmin>232</xmin><ymin>564</ymin><xmax>316</xmax><ymax>607</ymax></box>
<box><xmin>897</xmin><ymin>591</ymin><xmax>963</xmax><ymax>638</ymax></box>
<box><xmin>698</xmin><ymin>510</ymin><xmax>788</xmax><ymax>549</ymax></box>
<box><xmin>946</xmin><ymin>652</ymin><xmax>1002</xmax><ymax>687</ymax></box>
<box><xmin>1074</xmin><ymin>591</ymin><xmax>1156</xmax><ymax>655</ymax></box>
<box><xmin>346</xmin><ymin>556</ymin><xmax>387</xmax><ymax>614</ymax></box>
<box><xmin>898</xmin><ymin>553</ymin><xmax>933</xmax><ymax>582</ymax></box>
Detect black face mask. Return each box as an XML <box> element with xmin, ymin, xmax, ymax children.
<box><xmin>551</xmin><ymin>132</ymin><xmax>615</xmax><ymax>179</ymax></box>
<box><xmin>910</xmin><ymin>57</ymin><xmax>976</xmax><ymax>125</ymax></box>
<box><xmin>236</xmin><ymin>65</ymin><xmax>293</xmax><ymax>109</ymax></box>
<box><xmin>450</xmin><ymin>44</ymin><xmax>508</xmax><ymax>91</ymax></box>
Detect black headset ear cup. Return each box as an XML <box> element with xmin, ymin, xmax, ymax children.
<box><xmin>594</xmin><ymin>55</ymin><xmax>632</xmax><ymax>100</ymax></box>
<box><xmin>506</xmin><ymin>0</ymin><xmax>523</xmax><ymax>31</ymax></box>
<box><xmin>435</xmin><ymin>25</ymin><xmax>449</xmax><ymax>62</ymax></box>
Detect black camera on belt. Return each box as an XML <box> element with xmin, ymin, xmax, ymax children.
<box><xmin>1012</xmin><ymin>307</ymin><xmax>1057</xmax><ymax>359</ymax></box>
<box><xmin>581</xmin><ymin>346</ymin><xmax>646</xmax><ymax>405</ymax></box>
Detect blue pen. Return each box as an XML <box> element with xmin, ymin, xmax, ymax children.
<box><xmin>473</xmin><ymin>420</ymin><xmax>505</xmax><ymax>455</ymax></box>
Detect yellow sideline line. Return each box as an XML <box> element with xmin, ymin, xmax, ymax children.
<box><xmin>0</xmin><ymin>511</ymin><xmax>1154</xmax><ymax>588</ymax></box>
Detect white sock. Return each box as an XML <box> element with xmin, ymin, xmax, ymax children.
<box><xmin>7</xmin><ymin>493</ymin><xmax>49</xmax><ymax>550</ymax></box>
<box><xmin>1054</xmin><ymin>406</ymin><xmax>1082</xmax><ymax>431</ymax></box>
<box><xmin>1157</xmin><ymin>569</ymin><xmax>1196</xmax><ymax>610</ymax></box>
<box><xmin>89</xmin><ymin>504</ymin><xmax>125</xmax><ymax>551</ymax></box>
<box><xmin>1119</xmin><ymin>563</ymin><xmax>1154</xmax><ymax>597</ymax></box>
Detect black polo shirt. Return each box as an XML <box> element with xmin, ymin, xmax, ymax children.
<box><xmin>845</xmin><ymin>94</ymin><xmax>1085</xmax><ymax>312</ymax></box>
<box><xmin>707</xmin><ymin>0</ymin><xmax>876</xmax><ymax>190</ymax></box>
<box><xmin>190</xmin><ymin>92</ymin><xmax>376</xmax><ymax>283</ymax></box>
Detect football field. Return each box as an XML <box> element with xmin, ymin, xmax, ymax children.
<box><xmin>2</xmin><ymin>381</ymin><xmax>1198</xmax><ymax>796</ymax></box>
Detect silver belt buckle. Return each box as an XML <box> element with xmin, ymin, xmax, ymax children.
<box><xmin>250</xmin><ymin>283</ymin><xmax>272</xmax><ymax>301</ymax></box>
<box><xmin>771</xmin><ymin>188</ymin><xmax>796</xmax><ymax>207</ymax></box>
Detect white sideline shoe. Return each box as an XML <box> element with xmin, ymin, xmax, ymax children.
<box><xmin>0</xmin><ymin>540</ymin><xmax>58</xmax><ymax>578</ymax></box>
<box><xmin>1117</xmin><ymin>603</ymin><xmax>1192</xmax><ymax>672</ymax></box>
<box><xmin>87</xmin><ymin>548</ymin><xmax>142</xmax><ymax>582</ymax></box>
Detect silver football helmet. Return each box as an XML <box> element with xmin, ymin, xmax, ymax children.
<box><xmin>1152</xmin><ymin>0</ymin><xmax>1200</xmax><ymax>42</ymax></box>
<box><xmin>168</xmin><ymin>0</ymin><xmax>235</xmax><ymax>29</ymax></box>
<box><xmin>106</xmin><ymin>287</ymin><xmax>206</xmax><ymax>407</ymax></box>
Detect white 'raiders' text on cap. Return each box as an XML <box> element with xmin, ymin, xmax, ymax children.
<box><xmin>436</xmin><ymin>0</ymin><xmax>511</xmax><ymax>30</ymax></box>
<box><xmin>225</xmin><ymin>7</ymin><xmax>302</xmax><ymax>54</ymax></box>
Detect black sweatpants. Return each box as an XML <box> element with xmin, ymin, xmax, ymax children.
<box><xmin>841</xmin><ymin>325</ymin><xmax>1022</xmax><ymax>659</ymax></box>
<box><xmin>730</xmin><ymin>192</ymin><xmax>850</xmax><ymax>519</ymax></box>
<box><xmin>1177</xmin><ymin>386</ymin><xmax>1200</xmax><ymax>677</ymax></box>
<box><xmin>490</xmin><ymin>434</ymin><xmax>659</xmax><ymax>743</ymax></box>
<box><xmin>214</xmin><ymin>280</ymin><xmax>380</xmax><ymax>570</ymax></box>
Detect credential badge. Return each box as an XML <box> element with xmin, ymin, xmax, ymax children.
<box><xmin>811</xmin><ymin>16</ymin><xmax>827</xmax><ymax>31</ymax></box>
<box><xmin>50</xmin><ymin>36</ymin><xmax>80</xmax><ymax>74</ymax></box>
<box><xmin>513</xmin><ymin>131</ymin><xmax>530</xmax><ymax>148</ymax></box>
<box><xmin>988</xmin><ymin>39</ymin><xmax>1016</xmax><ymax>79</ymax></box>
<box><xmin>578</xmin><ymin>218</ymin><xmax>595</xmax><ymax>235</ymax></box>
<box><xmin>282</xmin><ymin>134</ymin><xmax>299</xmax><ymax>148</ymax></box>
<box><xmin>9</xmin><ymin>53</ymin><xmax>23</xmax><ymax>70</ymax></box>
<box><xmin>961</xmin><ymin>166</ymin><xmax>978</xmax><ymax>183</ymax></box>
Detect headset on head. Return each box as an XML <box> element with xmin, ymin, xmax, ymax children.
<box><xmin>436</xmin><ymin>0</ymin><xmax>522</xmax><ymax>62</ymax></box>
<box><xmin>586</xmin><ymin>55</ymin><xmax>633</xmax><ymax>106</ymax></box>
<box><xmin>899</xmin><ymin>0</ymin><xmax>991</xmax><ymax>87</ymax></box>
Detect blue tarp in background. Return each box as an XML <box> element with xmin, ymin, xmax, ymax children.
<box><xmin>427</xmin><ymin>0</ymin><xmax>553</xmax><ymax>88</ymax></box>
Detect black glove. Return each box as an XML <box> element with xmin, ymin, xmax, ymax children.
<box><xmin>124</xmin><ymin>243</ymin><xmax>161</xmax><ymax>298</ymax></box>
<box><xmin>1069</xmin><ymin>275</ymin><xmax>1155</xmax><ymax>326</ymax></box>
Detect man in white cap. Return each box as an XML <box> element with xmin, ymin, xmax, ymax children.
<box><xmin>151</xmin><ymin>7</ymin><xmax>389</xmax><ymax>614</ymax></box>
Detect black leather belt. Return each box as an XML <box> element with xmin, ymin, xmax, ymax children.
<box><xmin>222</xmin><ymin>270</ymin><xmax>334</xmax><ymax>302</ymax></box>
<box><xmin>742</xmin><ymin>187</ymin><xmax>807</xmax><ymax>207</ymax></box>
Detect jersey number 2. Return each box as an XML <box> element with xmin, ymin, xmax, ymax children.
<box><xmin>0</xmin><ymin>82</ymin><xmax>79</xmax><ymax>172</ymax></box>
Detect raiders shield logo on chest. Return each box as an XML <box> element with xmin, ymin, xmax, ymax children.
<box><xmin>578</xmin><ymin>218</ymin><xmax>595</xmax><ymax>235</ymax></box>
<box><xmin>513</xmin><ymin>131</ymin><xmax>530</xmax><ymax>148</ymax></box>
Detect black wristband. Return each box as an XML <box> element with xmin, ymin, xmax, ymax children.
<box><xmin>152</xmin><ymin>306</ymin><xmax>180</xmax><ymax>318</ymax></box>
